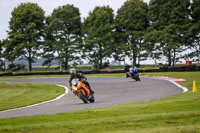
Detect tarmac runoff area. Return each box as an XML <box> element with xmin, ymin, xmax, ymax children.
<box><xmin>0</xmin><ymin>76</ymin><xmax>187</xmax><ymax>118</ymax></box>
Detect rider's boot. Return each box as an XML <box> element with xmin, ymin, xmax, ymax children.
<box><xmin>88</xmin><ymin>93</ymin><xmax>92</xmax><ymax>99</ymax></box>
<box><xmin>90</xmin><ymin>89</ymin><xmax>94</xmax><ymax>94</ymax></box>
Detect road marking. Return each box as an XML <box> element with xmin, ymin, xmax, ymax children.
<box><xmin>167</xmin><ymin>80</ymin><xmax>188</xmax><ymax>92</ymax></box>
<box><xmin>0</xmin><ymin>84</ymin><xmax>69</xmax><ymax>113</ymax></box>
<box><xmin>142</xmin><ymin>76</ymin><xmax>188</xmax><ymax>93</ymax></box>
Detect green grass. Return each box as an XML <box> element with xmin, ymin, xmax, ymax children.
<box><xmin>0</xmin><ymin>75</ymin><xmax>70</xmax><ymax>78</ymax></box>
<box><xmin>0</xmin><ymin>73</ymin><xmax>126</xmax><ymax>78</ymax></box>
<box><xmin>0</xmin><ymin>72</ymin><xmax>200</xmax><ymax>133</ymax></box>
<box><xmin>0</xmin><ymin>81</ymin><xmax>65</xmax><ymax>111</ymax></box>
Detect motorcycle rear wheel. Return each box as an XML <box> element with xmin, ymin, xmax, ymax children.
<box><xmin>89</xmin><ymin>94</ymin><xmax>95</xmax><ymax>103</ymax></box>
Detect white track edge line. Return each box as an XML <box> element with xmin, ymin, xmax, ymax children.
<box><xmin>143</xmin><ymin>76</ymin><xmax>188</xmax><ymax>93</ymax></box>
<box><xmin>167</xmin><ymin>80</ymin><xmax>188</xmax><ymax>93</ymax></box>
<box><xmin>0</xmin><ymin>84</ymin><xmax>69</xmax><ymax>113</ymax></box>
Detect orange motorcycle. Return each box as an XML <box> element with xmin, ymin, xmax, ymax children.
<box><xmin>71</xmin><ymin>79</ymin><xmax>95</xmax><ymax>103</ymax></box>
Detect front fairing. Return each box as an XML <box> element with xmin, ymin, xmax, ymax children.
<box><xmin>72</xmin><ymin>81</ymin><xmax>83</xmax><ymax>91</ymax></box>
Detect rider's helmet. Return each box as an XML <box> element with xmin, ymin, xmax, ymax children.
<box><xmin>69</xmin><ymin>68</ymin><xmax>76</xmax><ymax>76</ymax></box>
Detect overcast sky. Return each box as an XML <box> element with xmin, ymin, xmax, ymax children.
<box><xmin>0</xmin><ymin>0</ymin><xmax>150</xmax><ymax>40</ymax></box>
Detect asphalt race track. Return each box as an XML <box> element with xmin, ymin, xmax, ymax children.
<box><xmin>0</xmin><ymin>76</ymin><xmax>183</xmax><ymax>118</ymax></box>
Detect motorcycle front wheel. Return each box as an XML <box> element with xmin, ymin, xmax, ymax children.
<box><xmin>78</xmin><ymin>91</ymin><xmax>88</xmax><ymax>104</ymax></box>
<box><xmin>134</xmin><ymin>73</ymin><xmax>141</xmax><ymax>81</ymax></box>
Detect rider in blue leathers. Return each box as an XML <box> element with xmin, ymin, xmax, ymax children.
<box><xmin>129</xmin><ymin>67</ymin><xmax>137</xmax><ymax>75</ymax></box>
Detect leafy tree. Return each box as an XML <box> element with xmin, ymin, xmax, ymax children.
<box><xmin>83</xmin><ymin>6</ymin><xmax>114</xmax><ymax>69</ymax></box>
<box><xmin>144</xmin><ymin>29</ymin><xmax>163</xmax><ymax>65</ymax></box>
<box><xmin>112</xmin><ymin>31</ymin><xmax>127</xmax><ymax>64</ymax></box>
<box><xmin>1</xmin><ymin>39</ymin><xmax>10</xmax><ymax>71</ymax></box>
<box><xmin>0</xmin><ymin>40</ymin><xmax>3</xmax><ymax>71</ymax></box>
<box><xmin>115</xmin><ymin>0</ymin><xmax>148</xmax><ymax>66</ymax></box>
<box><xmin>44</xmin><ymin>4</ymin><xmax>82</xmax><ymax>71</ymax></box>
<box><xmin>148</xmin><ymin>0</ymin><xmax>190</xmax><ymax>66</ymax></box>
<box><xmin>0</xmin><ymin>40</ymin><xmax>2</xmax><ymax>58</ymax></box>
<box><xmin>187</xmin><ymin>0</ymin><xmax>200</xmax><ymax>62</ymax></box>
<box><xmin>4</xmin><ymin>3</ymin><xmax>45</xmax><ymax>72</ymax></box>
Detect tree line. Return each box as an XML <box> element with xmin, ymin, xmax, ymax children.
<box><xmin>0</xmin><ymin>0</ymin><xmax>199</xmax><ymax>72</ymax></box>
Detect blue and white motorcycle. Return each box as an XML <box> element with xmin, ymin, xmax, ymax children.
<box><xmin>128</xmin><ymin>67</ymin><xmax>141</xmax><ymax>81</ymax></box>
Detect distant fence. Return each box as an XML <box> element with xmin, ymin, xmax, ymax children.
<box><xmin>159</xmin><ymin>65</ymin><xmax>200</xmax><ymax>72</ymax></box>
<box><xmin>0</xmin><ymin>65</ymin><xmax>199</xmax><ymax>77</ymax></box>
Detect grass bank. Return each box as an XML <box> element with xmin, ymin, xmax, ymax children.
<box><xmin>0</xmin><ymin>73</ymin><xmax>126</xmax><ymax>78</ymax></box>
<box><xmin>0</xmin><ymin>72</ymin><xmax>200</xmax><ymax>133</ymax></box>
<box><xmin>0</xmin><ymin>81</ymin><xmax>65</xmax><ymax>111</ymax></box>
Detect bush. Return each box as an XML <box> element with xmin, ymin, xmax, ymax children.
<box><xmin>7</xmin><ymin>64</ymin><xmax>25</xmax><ymax>72</ymax></box>
<box><xmin>103</xmin><ymin>61</ymin><xmax>110</xmax><ymax>69</ymax></box>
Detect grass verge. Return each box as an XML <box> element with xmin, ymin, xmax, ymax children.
<box><xmin>0</xmin><ymin>72</ymin><xmax>200</xmax><ymax>133</ymax></box>
<box><xmin>0</xmin><ymin>73</ymin><xmax>125</xmax><ymax>78</ymax></box>
<box><xmin>0</xmin><ymin>81</ymin><xmax>65</xmax><ymax>111</ymax></box>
